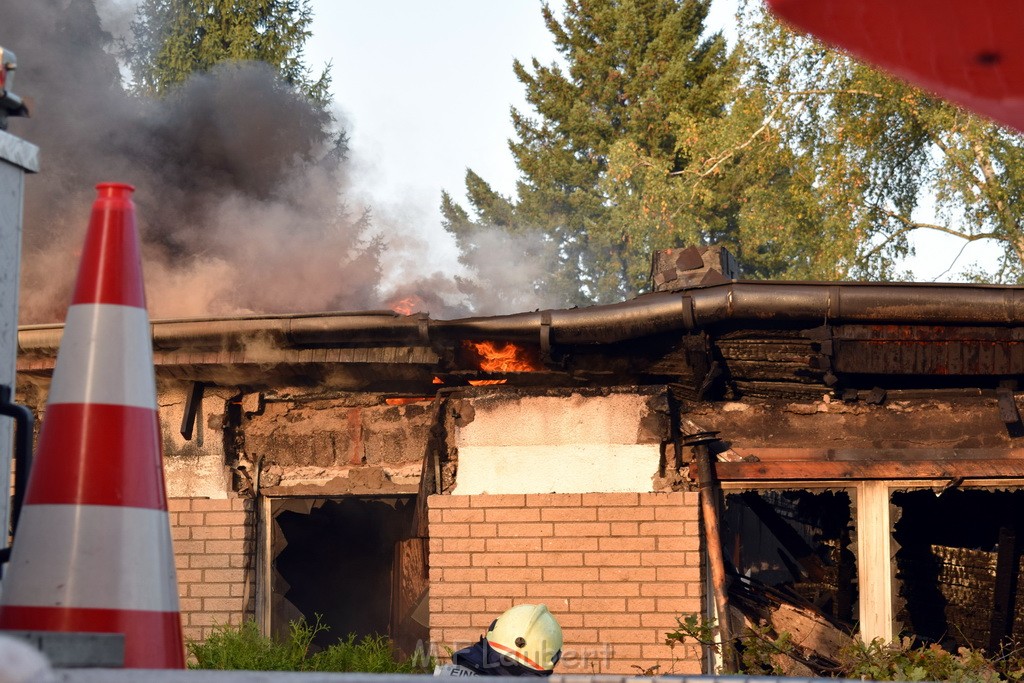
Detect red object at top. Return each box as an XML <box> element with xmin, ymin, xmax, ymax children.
<box><xmin>71</xmin><ymin>183</ymin><xmax>146</xmax><ymax>309</ymax></box>
<box><xmin>767</xmin><ymin>0</ymin><xmax>1024</xmax><ymax>133</ymax></box>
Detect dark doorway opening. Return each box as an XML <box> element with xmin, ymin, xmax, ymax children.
<box><xmin>270</xmin><ymin>496</ymin><xmax>425</xmax><ymax>651</ymax></box>
<box><xmin>723</xmin><ymin>489</ymin><xmax>857</xmax><ymax>624</ymax></box>
<box><xmin>894</xmin><ymin>488</ymin><xmax>1024</xmax><ymax>650</ymax></box>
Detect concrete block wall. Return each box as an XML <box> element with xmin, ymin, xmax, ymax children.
<box><xmin>168</xmin><ymin>497</ymin><xmax>255</xmax><ymax>642</ymax></box>
<box><xmin>427</xmin><ymin>492</ymin><xmax>704</xmax><ymax>675</ymax></box>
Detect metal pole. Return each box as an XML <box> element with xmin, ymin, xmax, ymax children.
<box><xmin>689</xmin><ymin>432</ymin><xmax>738</xmax><ymax>674</ymax></box>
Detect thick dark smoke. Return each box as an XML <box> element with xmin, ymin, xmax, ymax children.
<box><xmin>4</xmin><ymin>0</ymin><xmax>557</xmax><ymax>324</ymax></box>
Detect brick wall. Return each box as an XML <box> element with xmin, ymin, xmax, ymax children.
<box><xmin>168</xmin><ymin>497</ymin><xmax>255</xmax><ymax>642</ymax></box>
<box><xmin>428</xmin><ymin>492</ymin><xmax>704</xmax><ymax>675</ymax></box>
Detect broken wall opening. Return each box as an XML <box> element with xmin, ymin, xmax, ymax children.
<box><xmin>269</xmin><ymin>496</ymin><xmax>425</xmax><ymax>652</ymax></box>
<box><xmin>723</xmin><ymin>489</ymin><xmax>857</xmax><ymax>626</ymax></box>
<box><xmin>894</xmin><ymin>488</ymin><xmax>1024</xmax><ymax>650</ymax></box>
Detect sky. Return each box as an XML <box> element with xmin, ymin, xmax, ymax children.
<box><xmin>303</xmin><ymin>0</ymin><xmax>1005</xmax><ymax>283</ymax></box>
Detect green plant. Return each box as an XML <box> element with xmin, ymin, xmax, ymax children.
<box><xmin>188</xmin><ymin>616</ymin><xmax>430</xmax><ymax>672</ymax></box>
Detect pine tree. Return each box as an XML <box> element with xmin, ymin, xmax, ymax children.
<box><xmin>445</xmin><ymin>0</ymin><xmax>754</xmax><ymax>305</ymax></box>
<box><xmin>126</xmin><ymin>0</ymin><xmax>330</xmax><ymax>104</ymax></box>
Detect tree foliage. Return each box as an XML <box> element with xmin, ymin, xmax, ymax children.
<box><xmin>443</xmin><ymin>0</ymin><xmax>738</xmax><ymax>305</ymax></box>
<box><xmin>126</xmin><ymin>0</ymin><xmax>330</xmax><ymax>104</ymax></box>
<box><xmin>735</xmin><ymin>1</ymin><xmax>1024</xmax><ymax>283</ymax></box>
<box><xmin>447</xmin><ymin>0</ymin><xmax>1024</xmax><ymax>307</ymax></box>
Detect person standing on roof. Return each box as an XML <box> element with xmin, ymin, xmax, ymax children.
<box><xmin>435</xmin><ymin>604</ymin><xmax>563</xmax><ymax>676</ymax></box>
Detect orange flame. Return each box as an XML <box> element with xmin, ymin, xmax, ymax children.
<box><xmin>468</xmin><ymin>379</ymin><xmax>508</xmax><ymax>386</ymax></box>
<box><xmin>467</xmin><ymin>341</ymin><xmax>540</xmax><ymax>373</ymax></box>
<box><xmin>389</xmin><ymin>295</ymin><xmax>423</xmax><ymax>316</ymax></box>
<box><xmin>386</xmin><ymin>397</ymin><xmax>432</xmax><ymax>406</ymax></box>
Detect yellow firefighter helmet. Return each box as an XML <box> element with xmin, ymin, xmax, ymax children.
<box><xmin>485</xmin><ymin>603</ymin><xmax>563</xmax><ymax>673</ymax></box>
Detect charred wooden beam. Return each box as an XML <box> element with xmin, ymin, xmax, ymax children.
<box><xmin>704</xmin><ymin>459</ymin><xmax>1024</xmax><ymax>481</ymax></box>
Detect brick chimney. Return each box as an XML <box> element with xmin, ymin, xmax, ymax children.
<box><xmin>649</xmin><ymin>245</ymin><xmax>739</xmax><ymax>292</ymax></box>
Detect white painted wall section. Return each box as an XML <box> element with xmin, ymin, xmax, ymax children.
<box><xmin>452</xmin><ymin>392</ymin><xmax>664</xmax><ymax>495</ymax></box>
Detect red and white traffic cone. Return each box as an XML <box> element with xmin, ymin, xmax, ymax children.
<box><xmin>0</xmin><ymin>183</ymin><xmax>184</xmax><ymax>668</ymax></box>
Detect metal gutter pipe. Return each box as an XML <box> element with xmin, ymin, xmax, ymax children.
<box><xmin>17</xmin><ymin>282</ymin><xmax>1024</xmax><ymax>355</ymax></box>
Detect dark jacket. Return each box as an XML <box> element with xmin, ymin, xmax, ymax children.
<box><xmin>451</xmin><ymin>638</ymin><xmax>550</xmax><ymax>677</ymax></box>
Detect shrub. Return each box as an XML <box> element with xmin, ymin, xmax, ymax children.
<box><xmin>188</xmin><ymin>616</ymin><xmax>429</xmax><ymax>672</ymax></box>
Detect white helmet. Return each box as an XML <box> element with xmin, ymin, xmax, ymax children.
<box><xmin>485</xmin><ymin>603</ymin><xmax>563</xmax><ymax>673</ymax></box>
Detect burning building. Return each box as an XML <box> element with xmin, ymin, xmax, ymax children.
<box><xmin>14</xmin><ymin>246</ymin><xmax>1024</xmax><ymax>673</ymax></box>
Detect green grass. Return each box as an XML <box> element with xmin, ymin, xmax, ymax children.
<box><xmin>188</xmin><ymin>616</ymin><xmax>430</xmax><ymax>672</ymax></box>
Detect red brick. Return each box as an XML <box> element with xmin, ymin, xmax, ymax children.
<box><xmin>190</xmin><ymin>583</ymin><xmax>232</xmax><ymax>597</ymax></box>
<box><xmin>487</xmin><ymin>567</ymin><xmax>543</xmax><ymax>582</ymax></box>
<box><xmin>641</xmin><ymin>612</ymin><xmax>683</xmax><ymax>628</ymax></box>
<box><xmin>584</xmin><ymin>552</ymin><xmax>641</xmax><ymax>567</ymax></box>
<box><xmin>204</xmin><ymin>512</ymin><xmax>243</xmax><ymax>526</ymax></box>
<box><xmin>540</xmin><ymin>507</ymin><xmax>597</xmax><ymax>522</ymax></box>
<box><xmin>599</xmin><ymin>628</ymin><xmax>660</xmax><ymax>644</ymax></box>
<box><xmin>469</xmin><ymin>523</ymin><xmax>498</xmax><ymax>538</ymax></box>
<box><xmin>429</xmin><ymin>494</ymin><xmax>470</xmax><ymax>509</ymax></box>
<box><xmin>559</xmin><ymin>628</ymin><xmax>599</xmax><ymax>643</ymax></box>
<box><xmin>443</xmin><ymin>567</ymin><xmax>487</xmax><ymax>582</ymax></box>
<box><xmin>433</xmin><ymin>612</ymin><xmax>476</xmax><ymax>627</ymax></box>
<box><xmin>657</xmin><ymin>536</ymin><xmax>698</xmax><ymax>551</ymax></box>
<box><xmin>203</xmin><ymin>597</ymin><xmax>243</xmax><ymax>612</ymax></box>
<box><xmin>431</xmin><ymin>580</ymin><xmax>469</xmax><ymax>597</ymax></box>
<box><xmin>583</xmin><ymin>611</ymin><xmax>642</xmax><ymax>628</ymax></box>
<box><xmin>543</xmin><ymin>567</ymin><xmax>599</xmax><ymax>582</ymax></box>
<box><xmin>627</xmin><ymin>598</ymin><xmax>656</xmax><ymax>612</ymax></box>
<box><xmin>643</xmin><ymin>493</ymin><xmax>686</xmax><ymax>506</ymax></box>
<box><xmin>524</xmin><ymin>493</ymin><xmax>582</xmax><ymax>507</ymax></box>
<box><xmin>495</xmin><ymin>522</ymin><xmax>552</xmax><ymax>538</ymax></box>
<box><xmin>685</xmin><ymin>551</ymin><xmax>702</xmax><ymax>566</ymax></box>
<box><xmin>471</xmin><ymin>553</ymin><xmax>527</xmax><ymax>567</ymax></box>
<box><xmin>582</xmin><ymin>583</ymin><xmax>640</xmax><ymax>597</ymax></box>
<box><xmin>657</xmin><ymin>566</ymin><xmax>701</xmax><ymax>582</ymax></box>
<box><xmin>682</xmin><ymin>492</ymin><xmax>700</xmax><ymax>507</ymax></box>
<box><xmin>599</xmin><ymin>567</ymin><xmax>656</xmax><ymax>582</ymax></box>
<box><xmin>551</xmin><ymin>522</ymin><xmax>609</xmax><ymax>537</ymax></box>
<box><xmin>190</xmin><ymin>554</ymin><xmax>230</xmax><ymax>569</ymax></box>
<box><xmin>167</xmin><ymin>499</ymin><xmax>191</xmax><ymax>512</ymax></box>
<box><xmin>174</xmin><ymin>555</ymin><xmax>189</xmax><ymax>570</ymax></box>
<box><xmin>441</xmin><ymin>508</ymin><xmax>486</xmax><ymax>523</ymax></box>
<box><xmin>171</xmin><ymin>526</ymin><xmax>190</xmax><ymax>541</ymax></box>
<box><xmin>609</xmin><ymin>522</ymin><xmax>639</xmax><ymax>536</ymax></box>
<box><xmin>542</xmin><ymin>536</ymin><xmax>599</xmax><ymax>552</ymax></box>
<box><xmin>191</xmin><ymin>526</ymin><xmax>232</xmax><ymax>541</ymax></box>
<box><xmin>172</xmin><ymin>540</ymin><xmax>203</xmax><ymax>557</ymax></box>
<box><xmin>654</xmin><ymin>505</ymin><xmax>697</xmax><ymax>521</ymax></box>
<box><xmin>527</xmin><ymin>552</ymin><xmax>582</xmax><ymax>567</ymax></box>
<box><xmin>527</xmin><ymin>582</ymin><xmax>583</xmax><ymax>598</ymax></box>
<box><xmin>485</xmin><ymin>537</ymin><xmax>543</xmax><ymax>552</ymax></box>
<box><xmin>204</xmin><ymin>569</ymin><xmax>244</xmax><ymax>583</ymax></box>
<box><xmin>432</xmin><ymin>552</ymin><xmax>472</xmax><ymax>567</ymax></box>
<box><xmin>193</xmin><ymin>498</ymin><xmax>234</xmax><ymax>512</ymax></box>
<box><xmin>231</xmin><ymin>498</ymin><xmax>250</xmax><ymax>512</ymax></box>
<box><xmin>432</xmin><ymin>523</ymin><xmax>471</xmax><ymax>538</ymax></box>
<box><xmin>485</xmin><ymin>507</ymin><xmax>540</xmax><ymax>522</ymax></box>
<box><xmin>205</xmin><ymin>540</ymin><xmax>246</xmax><ymax>554</ymax></box>
<box><xmin>176</xmin><ymin>568</ymin><xmax>202</xmax><ymax>583</ymax></box>
<box><xmin>640</xmin><ymin>582</ymin><xmax>692</xmax><ymax>597</ymax></box>
<box><xmin>177</xmin><ymin>512</ymin><xmax>204</xmax><ymax>526</ymax></box>
<box><xmin>687</xmin><ymin>583</ymin><xmax>703</xmax><ymax>598</ymax></box>
<box><xmin>656</xmin><ymin>597</ymin><xmax>701</xmax><ymax>614</ymax></box>
<box><xmin>641</xmin><ymin>551</ymin><xmax>689</xmax><ymax>567</ymax></box>
<box><xmin>597</xmin><ymin>506</ymin><xmax>655</xmax><ymax>521</ymax></box>
<box><xmin>443</xmin><ymin>538</ymin><xmax>487</xmax><ymax>553</ymax></box>
<box><xmin>230</xmin><ymin>526</ymin><xmax>253</xmax><ymax>540</ymax></box>
<box><xmin>471</xmin><ymin>494</ymin><xmax>525</xmax><ymax>508</ymax></box>
<box><xmin>639</xmin><ymin>521</ymin><xmax>685</xmax><ymax>536</ymax></box>
<box><xmin>190</xmin><ymin>611</ymin><xmax>229</xmax><ymax>626</ymax></box>
<box><xmin>471</xmin><ymin>582</ymin><xmax>525</xmax><ymax>597</ymax></box>
<box><xmin>484</xmin><ymin>598</ymin><xmax>516</xmax><ymax>614</ymax></box>
<box><xmin>582</xmin><ymin>493</ymin><xmax>638</xmax><ymax>506</ymax></box>
<box><xmin>179</xmin><ymin>597</ymin><xmax>202</xmax><ymax>612</ymax></box>
<box><xmin>428</xmin><ymin>567</ymin><xmax>444</xmax><ymax>583</ymax></box>
<box><xmin>571</xmin><ymin>598</ymin><xmax>627</xmax><ymax>612</ymax></box>
<box><xmin>442</xmin><ymin>598</ymin><xmax>488</xmax><ymax>612</ymax></box>
<box><xmin>598</xmin><ymin>536</ymin><xmax>656</xmax><ymax>551</ymax></box>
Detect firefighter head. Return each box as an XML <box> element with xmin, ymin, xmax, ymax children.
<box><xmin>485</xmin><ymin>603</ymin><xmax>563</xmax><ymax>674</ymax></box>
